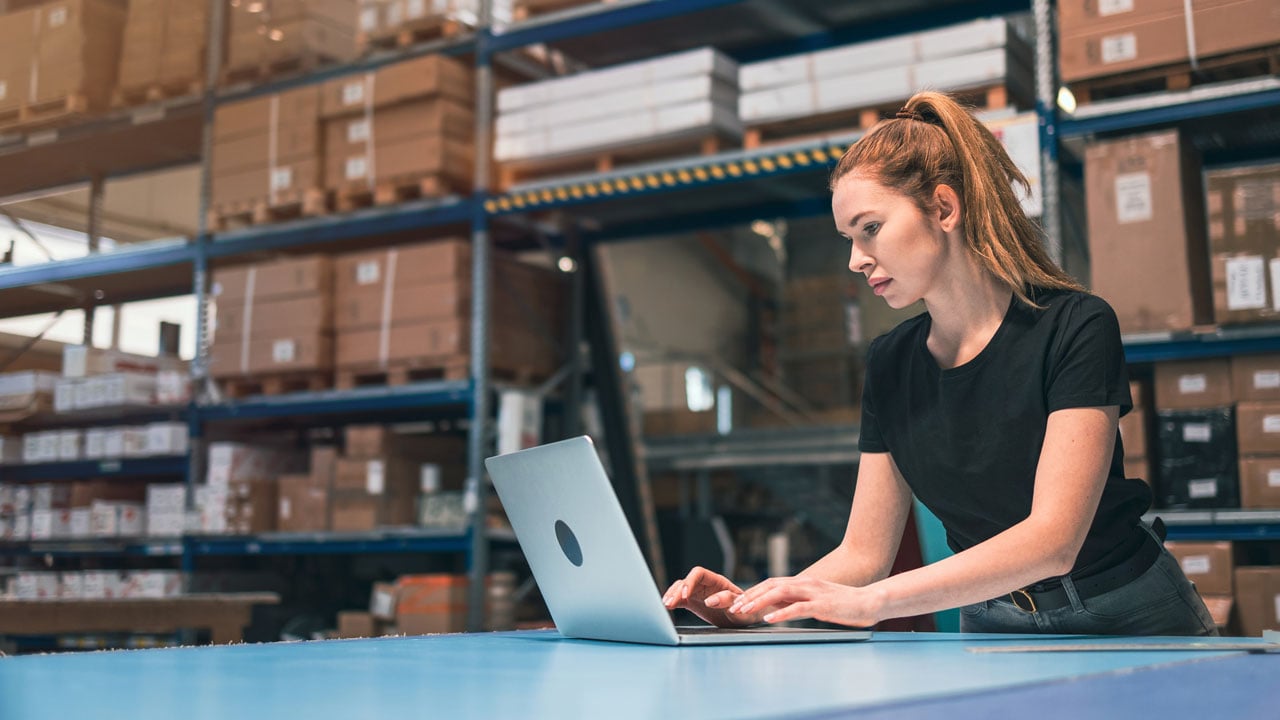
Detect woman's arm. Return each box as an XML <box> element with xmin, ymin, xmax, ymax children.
<box><xmin>730</xmin><ymin>405</ymin><xmax>1118</xmax><ymax>626</ymax></box>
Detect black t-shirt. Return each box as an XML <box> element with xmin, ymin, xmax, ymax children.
<box><xmin>858</xmin><ymin>288</ymin><xmax>1151</xmax><ymax>572</ymax></box>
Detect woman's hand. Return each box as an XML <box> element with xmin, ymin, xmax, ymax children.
<box><xmin>662</xmin><ymin>566</ymin><xmax>758</xmax><ymax>628</ymax></box>
<box><xmin>728</xmin><ymin>576</ymin><xmax>886</xmax><ymax>628</ymax></box>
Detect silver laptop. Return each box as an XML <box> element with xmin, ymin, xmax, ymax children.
<box><xmin>486</xmin><ymin>436</ymin><xmax>873</xmax><ymax>646</ymax></box>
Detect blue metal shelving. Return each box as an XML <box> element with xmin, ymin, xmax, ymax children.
<box><xmin>0</xmin><ymin>457</ymin><xmax>190</xmax><ymax>483</ymax></box>
<box><xmin>186</xmin><ymin>529</ymin><xmax>484</xmax><ymax>557</ymax></box>
<box><xmin>1059</xmin><ymin>78</ymin><xmax>1280</xmax><ymax>138</ymax></box>
<box><xmin>1123</xmin><ymin>326</ymin><xmax>1280</xmax><ymax>364</ymax></box>
<box><xmin>196</xmin><ymin>380</ymin><xmax>472</xmax><ymax>422</ymax></box>
<box><xmin>1148</xmin><ymin>511</ymin><xmax>1280</xmax><ymax>541</ymax></box>
<box><xmin>0</xmin><ymin>539</ymin><xmax>185</xmax><ymax>558</ymax></box>
<box><xmin>0</xmin><ymin>239</ymin><xmax>195</xmax><ymax>292</ymax></box>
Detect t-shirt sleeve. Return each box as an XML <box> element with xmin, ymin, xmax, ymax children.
<box><xmin>858</xmin><ymin>337</ymin><xmax>888</xmax><ymax>453</ymax></box>
<box><xmin>1046</xmin><ymin>295</ymin><xmax>1132</xmax><ymax>416</ymax></box>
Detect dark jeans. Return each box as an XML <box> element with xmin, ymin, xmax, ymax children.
<box><xmin>959</xmin><ymin>537</ymin><xmax>1219</xmax><ymax>637</ymax></box>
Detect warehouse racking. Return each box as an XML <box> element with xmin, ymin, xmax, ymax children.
<box><xmin>1</xmin><ymin>0</ymin><xmax>1279</xmax><ymax>642</ymax></box>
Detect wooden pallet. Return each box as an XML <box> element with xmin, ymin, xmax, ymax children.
<box><xmin>220</xmin><ymin>52</ymin><xmax>345</xmax><ymax>87</ymax></box>
<box><xmin>208</xmin><ymin>187</ymin><xmax>328</xmax><ymax>231</ymax></box>
<box><xmin>218</xmin><ymin>371</ymin><xmax>331</xmax><ymax>399</ymax></box>
<box><xmin>111</xmin><ymin>79</ymin><xmax>203</xmax><ymax>109</ymax></box>
<box><xmin>743</xmin><ymin>84</ymin><xmax>1015</xmax><ymax>149</ymax></box>
<box><xmin>357</xmin><ymin>17</ymin><xmax>464</xmax><ymax>53</ymax></box>
<box><xmin>497</xmin><ymin>130</ymin><xmax>734</xmax><ymax>191</ymax></box>
<box><xmin>335</xmin><ymin>359</ymin><xmax>541</xmax><ymax>390</ymax></box>
<box><xmin>333</xmin><ymin>173</ymin><xmax>469</xmax><ymax>213</ymax></box>
<box><xmin>0</xmin><ymin>94</ymin><xmax>91</xmax><ymax>133</ymax></box>
<box><xmin>1069</xmin><ymin>45</ymin><xmax>1280</xmax><ymax>105</ymax></box>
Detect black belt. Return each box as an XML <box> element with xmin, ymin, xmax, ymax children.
<box><xmin>1002</xmin><ymin>526</ymin><xmax>1163</xmax><ymax>614</ymax></box>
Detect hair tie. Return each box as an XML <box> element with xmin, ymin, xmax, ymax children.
<box><xmin>895</xmin><ymin>108</ymin><xmax>924</xmax><ymax>122</ymax></box>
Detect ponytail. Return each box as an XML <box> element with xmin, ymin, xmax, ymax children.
<box><xmin>830</xmin><ymin>91</ymin><xmax>1081</xmax><ymax>307</ymax></box>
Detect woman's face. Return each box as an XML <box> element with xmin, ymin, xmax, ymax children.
<box><xmin>831</xmin><ymin>172</ymin><xmax>951</xmax><ymax>310</ymax></box>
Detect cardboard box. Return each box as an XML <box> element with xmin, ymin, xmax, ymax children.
<box><xmin>225</xmin><ymin>479</ymin><xmax>279</xmax><ymax>534</ymax></box>
<box><xmin>1232</xmin><ymin>353</ymin><xmax>1280</xmax><ymax>403</ymax></box>
<box><xmin>332</xmin><ymin>492</ymin><xmax>380</xmax><ymax>531</ymax></box>
<box><xmin>210</xmin><ymin>333</ymin><xmax>334</xmax><ymax>377</ymax></box>
<box><xmin>321</xmin><ymin>54</ymin><xmax>475</xmax><ymax>118</ymax></box>
<box><xmin>278</xmin><ymin>473</ymin><xmax>330</xmax><ymax>532</ymax></box>
<box><xmin>215</xmin><ymin>295</ymin><xmax>333</xmax><ymax>342</ymax></box>
<box><xmin>1234</xmin><ymin>566</ymin><xmax>1280</xmax><ymax>637</ymax></box>
<box><xmin>393</xmin><ymin>574</ymin><xmax>467</xmax><ymax>634</ymax></box>
<box><xmin>1156</xmin><ymin>407</ymin><xmax>1239</xmax><ymax>508</ymax></box>
<box><xmin>1154</xmin><ymin>359</ymin><xmax>1233</xmax><ymax>410</ymax></box>
<box><xmin>335</xmin><ymin>318</ymin><xmax>555</xmax><ymax>373</ymax></box>
<box><xmin>1165</xmin><ymin>541</ymin><xmax>1234</xmax><ymax>595</ymax></box>
<box><xmin>207</xmin><ymin>442</ymin><xmax>303</xmax><ymax>487</ymax></box>
<box><xmin>1206</xmin><ymin>163</ymin><xmax>1280</xmax><ymax>326</ymax></box>
<box><xmin>1236</xmin><ymin>402</ymin><xmax>1280</xmax><ymax>455</ymax></box>
<box><xmin>214</xmin><ymin>86</ymin><xmax>321</xmax><ymax>141</ymax></box>
<box><xmin>225</xmin><ymin>14</ymin><xmax>357</xmax><ymax>72</ymax></box>
<box><xmin>1085</xmin><ymin>130</ymin><xmax>1211</xmax><ymax>335</ymax></box>
<box><xmin>336</xmin><ymin>610</ymin><xmax>378</xmax><ymax>638</ymax></box>
<box><xmin>212</xmin><ymin>256</ymin><xmax>332</xmax><ymax>305</ymax></box>
<box><xmin>1239</xmin><ymin>456</ymin><xmax>1280</xmax><ymax>508</ymax></box>
<box><xmin>2</xmin><ymin>0</ymin><xmax>129</xmax><ymax>113</ymax></box>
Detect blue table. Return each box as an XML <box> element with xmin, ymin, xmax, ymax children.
<box><xmin>1</xmin><ymin>631</ymin><xmax>1276</xmax><ymax>718</ymax></box>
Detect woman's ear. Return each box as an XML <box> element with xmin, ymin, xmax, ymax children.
<box><xmin>934</xmin><ymin>184</ymin><xmax>962</xmax><ymax>233</ymax></box>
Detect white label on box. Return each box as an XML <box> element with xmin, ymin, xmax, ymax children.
<box><xmin>272</xmin><ymin>340</ymin><xmax>296</xmax><ymax>364</ymax></box>
<box><xmin>1269</xmin><ymin>469</ymin><xmax>1280</xmax><ymax>487</ymax></box>
<box><xmin>1181</xmin><ymin>555</ymin><xmax>1212</xmax><ymax>575</ymax></box>
<box><xmin>48</xmin><ymin>6</ymin><xmax>67</xmax><ymax>27</ymax></box>
<box><xmin>1265</xmin><ymin>415</ymin><xmax>1280</xmax><ymax>433</ymax></box>
<box><xmin>1114</xmin><ymin>172</ymin><xmax>1153</xmax><ymax>224</ymax></box>
<box><xmin>420</xmin><ymin>463</ymin><xmax>441</xmax><ymax>494</ymax></box>
<box><xmin>1226</xmin><ymin>256</ymin><xmax>1267</xmax><ymax>310</ymax></box>
<box><xmin>405</xmin><ymin>0</ymin><xmax>425</xmax><ymax>18</ymax></box>
<box><xmin>1098</xmin><ymin>0</ymin><xmax>1134</xmax><ymax>15</ymax></box>
<box><xmin>280</xmin><ymin>497</ymin><xmax>292</xmax><ymax>520</ymax></box>
<box><xmin>1101</xmin><ymin>33</ymin><xmax>1138</xmax><ymax>64</ymax></box>
<box><xmin>356</xmin><ymin>260</ymin><xmax>380</xmax><ymax>285</ymax></box>
<box><xmin>367</xmin><ymin>460</ymin><xmax>385</xmax><ymax>495</ymax></box>
<box><xmin>371</xmin><ymin>590</ymin><xmax>394</xmax><ymax>619</ymax></box>
<box><xmin>1254</xmin><ymin>371</ymin><xmax>1280</xmax><ymax>390</ymax></box>
<box><xmin>347</xmin><ymin>119</ymin><xmax>371</xmax><ymax>144</ymax></box>
<box><xmin>0</xmin><ymin>81</ymin><xmax>7</xmax><ymax>100</ymax></box>
<box><xmin>270</xmin><ymin>167</ymin><xmax>293</xmax><ymax>192</ymax></box>
<box><xmin>1270</xmin><ymin>259</ymin><xmax>1280</xmax><ymax>312</ymax></box>
<box><xmin>342</xmin><ymin>81</ymin><xmax>365</xmax><ymax>106</ymax></box>
<box><xmin>345</xmin><ymin>156</ymin><xmax>369</xmax><ymax>181</ymax></box>
<box><xmin>1178</xmin><ymin>374</ymin><xmax>1208</xmax><ymax>395</ymax></box>
<box><xmin>359</xmin><ymin>6</ymin><xmax>378</xmax><ymax>31</ymax></box>
<box><xmin>1188</xmin><ymin>479</ymin><xmax>1219</xmax><ymax>499</ymax></box>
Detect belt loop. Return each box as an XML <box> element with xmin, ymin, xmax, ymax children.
<box><xmin>1060</xmin><ymin>574</ymin><xmax>1086</xmax><ymax>614</ymax></box>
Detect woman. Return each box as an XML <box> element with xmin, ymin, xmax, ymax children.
<box><xmin>663</xmin><ymin>91</ymin><xmax>1217</xmax><ymax>636</ymax></box>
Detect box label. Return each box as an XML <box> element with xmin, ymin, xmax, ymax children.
<box><xmin>1187</xmin><ymin>479</ymin><xmax>1219</xmax><ymax>499</ymax></box>
<box><xmin>280</xmin><ymin>497</ymin><xmax>292</xmax><ymax>520</ymax></box>
<box><xmin>1101</xmin><ymin>33</ymin><xmax>1138</xmax><ymax>64</ymax></box>
<box><xmin>356</xmin><ymin>260</ymin><xmax>381</xmax><ymax>285</ymax></box>
<box><xmin>1098</xmin><ymin>0</ymin><xmax>1134</xmax><ymax>15</ymax></box>
<box><xmin>0</xmin><ymin>81</ymin><xmax>6</xmax><ymax>101</ymax></box>
<box><xmin>386</xmin><ymin>2</ymin><xmax>403</xmax><ymax>25</ymax></box>
<box><xmin>1265</xmin><ymin>416</ymin><xmax>1280</xmax><ymax>433</ymax></box>
<box><xmin>372</xmin><ymin>590</ymin><xmax>394</xmax><ymax>618</ymax></box>
<box><xmin>48</xmin><ymin>6</ymin><xmax>67</xmax><ymax>27</ymax></box>
<box><xmin>1226</xmin><ymin>256</ymin><xmax>1267</xmax><ymax>310</ymax></box>
<box><xmin>1178</xmin><ymin>374</ymin><xmax>1207</xmax><ymax>395</ymax></box>
<box><xmin>272</xmin><ymin>339</ymin><xmax>296</xmax><ymax>364</ymax></box>
<box><xmin>359</xmin><ymin>6</ymin><xmax>378</xmax><ymax>31</ymax></box>
<box><xmin>347</xmin><ymin>119</ymin><xmax>371</xmax><ymax>144</ymax></box>
<box><xmin>270</xmin><ymin>167</ymin><xmax>293</xmax><ymax>192</ymax></box>
<box><xmin>345</xmin><ymin>156</ymin><xmax>369</xmax><ymax>181</ymax></box>
<box><xmin>1114</xmin><ymin>172</ymin><xmax>1153</xmax><ymax>223</ymax></box>
<box><xmin>420</xmin><ymin>463</ymin><xmax>441</xmax><ymax>494</ymax></box>
<box><xmin>405</xmin><ymin>0</ymin><xmax>425</xmax><ymax>19</ymax></box>
<box><xmin>1181</xmin><ymin>555</ymin><xmax>1212</xmax><ymax>575</ymax></box>
<box><xmin>1269</xmin><ymin>469</ymin><xmax>1280</xmax><ymax>487</ymax></box>
<box><xmin>367</xmin><ymin>460</ymin><xmax>385</xmax><ymax>495</ymax></box>
<box><xmin>1254</xmin><ymin>370</ymin><xmax>1280</xmax><ymax>390</ymax></box>
<box><xmin>342</xmin><ymin>81</ymin><xmax>365</xmax><ymax>106</ymax></box>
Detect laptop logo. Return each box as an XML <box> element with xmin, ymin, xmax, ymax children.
<box><xmin>555</xmin><ymin>520</ymin><xmax>583</xmax><ymax>566</ymax></box>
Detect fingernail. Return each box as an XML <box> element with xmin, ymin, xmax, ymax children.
<box><xmin>740</xmin><ymin>602</ymin><xmax>754</xmax><ymax>612</ymax></box>
<box><xmin>763</xmin><ymin>612</ymin><xmax>776</xmax><ymax>622</ymax></box>
<box><xmin>705</xmin><ymin>597</ymin><xmax>719</xmax><ymax>607</ymax></box>
<box><xmin>728</xmin><ymin>604</ymin><xmax>741</xmax><ymax>614</ymax></box>
<box><xmin>682</xmin><ymin>587</ymin><xmax>690</xmax><ymax>599</ymax></box>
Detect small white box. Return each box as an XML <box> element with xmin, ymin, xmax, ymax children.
<box><xmin>30</xmin><ymin>508</ymin><xmax>71</xmax><ymax>539</ymax></box>
<box><xmin>74</xmin><ymin>377</ymin><xmax>98</xmax><ymax>410</ymax></box>
<box><xmin>56</xmin><ymin>430</ymin><xmax>82</xmax><ymax>462</ymax></box>
<box><xmin>54</xmin><ymin>379</ymin><xmax>79</xmax><ymax>413</ymax></box>
<box><xmin>101</xmin><ymin>374</ymin><xmax>157</xmax><ymax>407</ymax></box>
<box><xmin>12</xmin><ymin>511</ymin><xmax>30</xmax><ymax>540</ymax></box>
<box><xmin>0</xmin><ymin>371</ymin><xmax>59</xmax><ymax>404</ymax></box>
<box><xmin>122</xmin><ymin>427</ymin><xmax>150</xmax><ymax>458</ymax></box>
<box><xmin>146</xmin><ymin>512</ymin><xmax>186</xmax><ymax>537</ymax></box>
<box><xmin>12</xmin><ymin>485</ymin><xmax>32</xmax><ymax>513</ymax></box>
<box><xmin>102</xmin><ymin>428</ymin><xmax>126</xmax><ymax>459</ymax></box>
<box><xmin>69</xmin><ymin>507</ymin><xmax>92</xmax><ymax>538</ymax></box>
<box><xmin>128</xmin><ymin>570</ymin><xmax>181</xmax><ymax>599</ymax></box>
<box><xmin>155</xmin><ymin>370</ymin><xmax>190</xmax><ymax>406</ymax></box>
<box><xmin>146</xmin><ymin>423</ymin><xmax>188</xmax><ymax>457</ymax></box>
<box><xmin>91</xmin><ymin>501</ymin><xmax>144</xmax><ymax>537</ymax></box>
<box><xmin>14</xmin><ymin>572</ymin><xmax>60</xmax><ymax>599</ymax></box>
<box><xmin>118</xmin><ymin>503</ymin><xmax>145</xmax><ymax>536</ymax></box>
<box><xmin>60</xmin><ymin>571</ymin><xmax>86</xmax><ymax>599</ymax></box>
<box><xmin>32</xmin><ymin>483</ymin><xmax>70</xmax><ymax>512</ymax></box>
<box><xmin>63</xmin><ymin>345</ymin><xmax>184</xmax><ymax>379</ymax></box>
<box><xmin>147</xmin><ymin>483</ymin><xmax>187</xmax><ymax>513</ymax></box>
<box><xmin>84</xmin><ymin>428</ymin><xmax>107</xmax><ymax>459</ymax></box>
<box><xmin>82</xmin><ymin>570</ymin><xmax>126</xmax><ymax>599</ymax></box>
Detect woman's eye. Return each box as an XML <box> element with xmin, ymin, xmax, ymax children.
<box><xmin>863</xmin><ymin>222</ymin><xmax>880</xmax><ymax>236</ymax></box>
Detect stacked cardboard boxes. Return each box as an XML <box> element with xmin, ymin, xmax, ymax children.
<box><xmin>364</xmin><ymin>571</ymin><xmax>516</xmax><ymax>635</ymax></box>
<box><xmin>494</xmin><ymin>48</ymin><xmax>740</xmax><ymax>162</ymax></box>
<box><xmin>116</xmin><ymin>0</ymin><xmax>207</xmax><ymax>98</ymax></box>
<box><xmin>1232</xmin><ymin>354</ymin><xmax>1280</xmax><ymax>509</ymax></box>
<box><xmin>0</xmin><ymin>0</ymin><xmax>126</xmax><ymax>122</ymax></box>
<box><xmin>1059</xmin><ymin>0</ymin><xmax>1280</xmax><ymax>85</ymax></box>
<box><xmin>0</xmin><ymin>371</ymin><xmax>58</xmax><ymax>419</ymax></box>
<box><xmin>319</xmin><ymin>54</ymin><xmax>474</xmax><ymax>198</ymax></box>
<box><xmin>1154</xmin><ymin>359</ymin><xmax>1238</xmax><ymax>508</ymax></box>
<box><xmin>1234</xmin><ymin>565</ymin><xmax>1280</xmax><ymax>636</ymax></box>
<box><xmin>1165</xmin><ymin>541</ymin><xmax>1235</xmax><ymax>631</ymax></box>
<box><xmin>1205</xmin><ymin>162</ymin><xmax>1280</xmax><ymax>327</ymax></box>
<box><xmin>225</xmin><ymin>0</ymin><xmax>359</xmax><ymax>78</ymax></box>
<box><xmin>780</xmin><ymin>275</ymin><xmax>860</xmax><ymax>413</ymax></box>
<box><xmin>210</xmin><ymin>255</ymin><xmax>334</xmax><ymax>381</ymax></box>
<box><xmin>210</xmin><ymin>85</ymin><xmax>323</xmax><ymax>214</ymax></box>
<box><xmin>1085</xmin><ymin>129</ymin><xmax>1212</xmax><ymax>335</ymax></box>
<box><xmin>330</xmin><ymin>425</ymin><xmax>465</xmax><ymax>532</ymax></box>
<box><xmin>333</xmin><ymin>238</ymin><xmax>564</xmax><ymax>379</ymax></box>
<box><xmin>1119</xmin><ymin>380</ymin><xmax>1153</xmax><ymax>486</ymax></box>
<box><xmin>356</xmin><ymin>0</ymin><xmax>513</xmax><ymax>46</ymax></box>
<box><xmin>204</xmin><ymin>441</ymin><xmax>306</xmax><ymax>534</ymax></box>
<box><xmin>739</xmin><ymin>19</ymin><xmax>1032</xmax><ymax>128</ymax></box>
